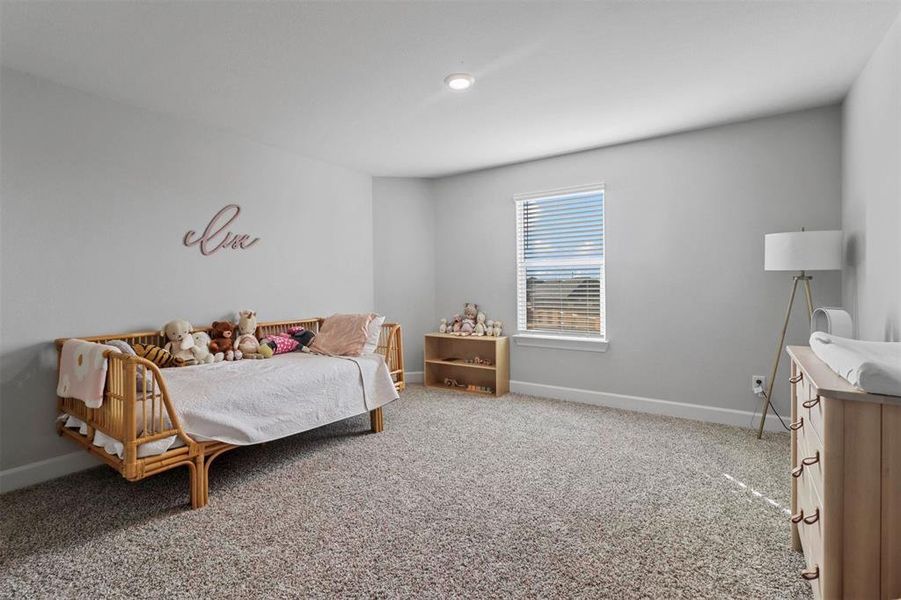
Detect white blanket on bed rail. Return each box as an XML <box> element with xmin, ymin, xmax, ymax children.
<box><xmin>161</xmin><ymin>352</ymin><xmax>398</xmax><ymax>446</ymax></box>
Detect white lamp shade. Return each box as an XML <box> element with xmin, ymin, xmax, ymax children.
<box><xmin>764</xmin><ymin>230</ymin><xmax>842</xmax><ymax>271</ymax></box>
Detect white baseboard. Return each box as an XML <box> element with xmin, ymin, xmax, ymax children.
<box><xmin>0</xmin><ymin>450</ymin><xmax>99</xmax><ymax>494</ymax></box>
<box><xmin>405</xmin><ymin>371</ymin><xmax>423</xmax><ymax>384</ymax></box>
<box><xmin>510</xmin><ymin>380</ymin><xmax>785</xmax><ymax>433</ymax></box>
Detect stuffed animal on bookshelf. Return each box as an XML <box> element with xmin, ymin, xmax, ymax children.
<box><xmin>485</xmin><ymin>320</ymin><xmax>495</xmax><ymax>336</ymax></box>
<box><xmin>191</xmin><ymin>330</ymin><xmax>219</xmax><ymax>363</ymax></box>
<box><xmin>209</xmin><ymin>320</ymin><xmax>241</xmax><ymax>361</ymax></box>
<box><xmin>492</xmin><ymin>321</ymin><xmax>503</xmax><ymax>337</ymax></box>
<box><xmin>161</xmin><ymin>320</ymin><xmax>198</xmax><ymax>366</ymax></box>
<box><xmin>474</xmin><ymin>312</ymin><xmax>487</xmax><ymax>336</ymax></box>
<box><xmin>450</xmin><ymin>314</ymin><xmax>463</xmax><ymax>334</ymax></box>
<box><xmin>235</xmin><ymin>310</ymin><xmax>273</xmax><ymax>359</ymax></box>
<box><xmin>439</xmin><ymin>318</ymin><xmax>448</xmax><ymax>334</ymax></box>
<box><xmin>460</xmin><ymin>303</ymin><xmax>478</xmax><ymax>335</ymax></box>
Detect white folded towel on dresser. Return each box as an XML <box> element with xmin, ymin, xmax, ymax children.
<box><xmin>809</xmin><ymin>332</ymin><xmax>901</xmax><ymax>396</ymax></box>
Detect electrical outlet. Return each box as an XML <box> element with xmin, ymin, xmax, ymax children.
<box><xmin>751</xmin><ymin>375</ymin><xmax>767</xmax><ymax>395</ymax></box>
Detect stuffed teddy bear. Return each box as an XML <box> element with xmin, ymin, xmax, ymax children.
<box><xmin>191</xmin><ymin>331</ymin><xmax>219</xmax><ymax>363</ymax></box>
<box><xmin>161</xmin><ymin>319</ymin><xmax>197</xmax><ymax>366</ymax></box>
<box><xmin>235</xmin><ymin>310</ymin><xmax>273</xmax><ymax>359</ymax></box>
<box><xmin>493</xmin><ymin>320</ymin><xmax>503</xmax><ymax>337</ymax></box>
<box><xmin>209</xmin><ymin>320</ymin><xmax>241</xmax><ymax>361</ymax></box>
<box><xmin>439</xmin><ymin>318</ymin><xmax>448</xmax><ymax>334</ymax></box>
<box><xmin>486</xmin><ymin>320</ymin><xmax>495</xmax><ymax>337</ymax></box>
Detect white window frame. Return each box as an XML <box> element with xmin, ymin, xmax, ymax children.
<box><xmin>513</xmin><ymin>184</ymin><xmax>608</xmax><ymax>352</ymax></box>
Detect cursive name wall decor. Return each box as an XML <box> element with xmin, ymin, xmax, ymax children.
<box><xmin>183</xmin><ymin>204</ymin><xmax>260</xmax><ymax>256</ymax></box>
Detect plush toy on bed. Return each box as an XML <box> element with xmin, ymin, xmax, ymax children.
<box><xmin>133</xmin><ymin>343</ymin><xmax>187</xmax><ymax>368</ymax></box>
<box><xmin>209</xmin><ymin>320</ymin><xmax>241</xmax><ymax>361</ymax></box>
<box><xmin>235</xmin><ymin>310</ymin><xmax>273</xmax><ymax>359</ymax></box>
<box><xmin>260</xmin><ymin>325</ymin><xmax>315</xmax><ymax>355</ymax></box>
<box><xmin>160</xmin><ymin>319</ymin><xmax>197</xmax><ymax>366</ymax></box>
<box><xmin>288</xmin><ymin>326</ymin><xmax>315</xmax><ymax>351</ymax></box>
<box><xmin>261</xmin><ymin>333</ymin><xmax>298</xmax><ymax>355</ymax></box>
<box><xmin>191</xmin><ymin>331</ymin><xmax>220</xmax><ymax>363</ymax></box>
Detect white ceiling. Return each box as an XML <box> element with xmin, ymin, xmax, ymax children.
<box><xmin>2</xmin><ymin>1</ymin><xmax>899</xmax><ymax>178</ymax></box>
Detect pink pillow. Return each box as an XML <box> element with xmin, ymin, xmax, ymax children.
<box><xmin>309</xmin><ymin>313</ymin><xmax>374</xmax><ymax>357</ymax></box>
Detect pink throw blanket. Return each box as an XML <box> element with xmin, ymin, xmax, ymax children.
<box><xmin>57</xmin><ymin>339</ymin><xmax>115</xmax><ymax>408</ymax></box>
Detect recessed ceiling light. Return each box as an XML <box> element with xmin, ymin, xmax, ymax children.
<box><xmin>444</xmin><ymin>73</ymin><xmax>475</xmax><ymax>91</ymax></box>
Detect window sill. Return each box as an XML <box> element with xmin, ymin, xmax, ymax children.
<box><xmin>512</xmin><ymin>333</ymin><xmax>609</xmax><ymax>353</ymax></box>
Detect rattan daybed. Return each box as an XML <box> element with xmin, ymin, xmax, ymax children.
<box><xmin>55</xmin><ymin>318</ymin><xmax>404</xmax><ymax>509</ymax></box>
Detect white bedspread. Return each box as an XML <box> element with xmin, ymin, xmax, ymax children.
<box><xmin>809</xmin><ymin>333</ymin><xmax>901</xmax><ymax>397</ymax></box>
<box><xmin>63</xmin><ymin>352</ymin><xmax>398</xmax><ymax>456</ymax></box>
<box><xmin>162</xmin><ymin>352</ymin><xmax>398</xmax><ymax>445</ymax></box>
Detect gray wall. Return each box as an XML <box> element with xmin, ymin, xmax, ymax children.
<box><xmin>0</xmin><ymin>69</ymin><xmax>375</xmax><ymax>471</ymax></box>
<box><xmin>373</xmin><ymin>178</ymin><xmax>436</xmax><ymax>372</ymax></box>
<box><xmin>0</xmin><ymin>67</ymin><xmax>849</xmax><ymax>476</ymax></box>
<box><xmin>842</xmin><ymin>14</ymin><xmax>901</xmax><ymax>342</ymax></box>
<box><xmin>432</xmin><ymin>107</ymin><xmax>842</xmax><ymax>416</ymax></box>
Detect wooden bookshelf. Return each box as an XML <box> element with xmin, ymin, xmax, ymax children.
<box><xmin>424</xmin><ymin>333</ymin><xmax>509</xmax><ymax>396</ymax></box>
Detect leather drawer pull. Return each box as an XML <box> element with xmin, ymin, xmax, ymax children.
<box><xmin>789</xmin><ymin>374</ymin><xmax>804</xmax><ymax>384</ymax></box>
<box><xmin>801</xmin><ymin>566</ymin><xmax>820</xmax><ymax>581</ymax></box>
<box><xmin>790</xmin><ymin>510</ymin><xmax>805</xmax><ymax>524</ymax></box>
<box><xmin>789</xmin><ymin>417</ymin><xmax>804</xmax><ymax>431</ymax></box>
<box><xmin>802</xmin><ymin>396</ymin><xmax>821</xmax><ymax>409</ymax></box>
<box><xmin>792</xmin><ymin>452</ymin><xmax>819</xmax><ymax>477</ymax></box>
<box><xmin>803</xmin><ymin>508</ymin><xmax>820</xmax><ymax>524</ymax></box>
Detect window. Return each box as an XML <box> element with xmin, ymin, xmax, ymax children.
<box><xmin>515</xmin><ymin>185</ymin><xmax>606</xmax><ymax>341</ymax></box>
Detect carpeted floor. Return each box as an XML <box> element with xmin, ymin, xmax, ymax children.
<box><xmin>1</xmin><ymin>385</ymin><xmax>810</xmax><ymax>599</ymax></box>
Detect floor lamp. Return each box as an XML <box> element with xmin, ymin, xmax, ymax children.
<box><xmin>756</xmin><ymin>229</ymin><xmax>842</xmax><ymax>439</ymax></box>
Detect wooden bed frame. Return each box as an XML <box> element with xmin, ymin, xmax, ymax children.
<box><xmin>55</xmin><ymin>318</ymin><xmax>404</xmax><ymax>509</ymax></box>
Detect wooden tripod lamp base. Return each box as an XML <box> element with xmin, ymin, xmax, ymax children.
<box><xmin>756</xmin><ymin>272</ymin><xmax>813</xmax><ymax>439</ymax></box>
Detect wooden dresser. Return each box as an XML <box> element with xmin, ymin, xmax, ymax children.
<box><xmin>787</xmin><ymin>346</ymin><xmax>901</xmax><ymax>600</ymax></box>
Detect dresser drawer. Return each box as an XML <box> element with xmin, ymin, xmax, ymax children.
<box><xmin>796</xmin><ymin>475</ymin><xmax>824</xmax><ymax>599</ymax></box>
<box><xmin>797</xmin><ymin>539</ymin><xmax>823</xmax><ymax>600</ymax></box>
<box><xmin>796</xmin><ymin>372</ymin><xmax>825</xmax><ymax>443</ymax></box>
<box><xmin>795</xmin><ymin>473</ymin><xmax>824</xmax><ymax>561</ymax></box>
<box><xmin>794</xmin><ymin>416</ymin><xmax>824</xmax><ymax>499</ymax></box>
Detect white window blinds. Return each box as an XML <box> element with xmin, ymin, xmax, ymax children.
<box><xmin>515</xmin><ymin>185</ymin><xmax>606</xmax><ymax>338</ymax></box>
